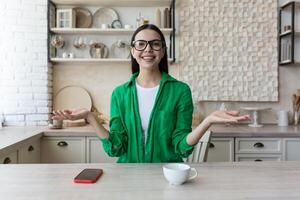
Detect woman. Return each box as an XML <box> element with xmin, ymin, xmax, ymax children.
<box><xmin>53</xmin><ymin>24</ymin><xmax>249</xmax><ymax>163</ymax></box>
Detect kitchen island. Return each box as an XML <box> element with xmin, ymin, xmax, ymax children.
<box><xmin>1</xmin><ymin>161</ymin><xmax>300</xmax><ymax>200</ymax></box>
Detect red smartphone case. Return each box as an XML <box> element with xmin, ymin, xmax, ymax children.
<box><xmin>74</xmin><ymin>168</ymin><xmax>103</xmax><ymax>184</ymax></box>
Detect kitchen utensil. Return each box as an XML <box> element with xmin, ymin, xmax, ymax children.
<box><xmin>89</xmin><ymin>42</ymin><xmax>109</xmax><ymax>58</ymax></box>
<box><xmin>277</xmin><ymin>110</ymin><xmax>289</xmax><ymax>126</ymax></box>
<box><xmin>241</xmin><ymin>107</ymin><xmax>271</xmax><ymax>127</ymax></box>
<box><xmin>93</xmin><ymin>7</ymin><xmax>119</xmax><ymax>28</ymax></box>
<box><xmin>53</xmin><ymin>86</ymin><xmax>92</xmax><ymax>127</ymax></box>
<box><xmin>110</xmin><ymin>40</ymin><xmax>131</xmax><ymax>59</ymax></box>
<box><xmin>163</xmin><ymin>163</ymin><xmax>197</xmax><ymax>185</ymax></box>
<box><xmin>111</xmin><ymin>19</ymin><xmax>122</xmax><ymax>28</ymax></box>
<box><xmin>74</xmin><ymin>7</ymin><xmax>92</xmax><ymax>28</ymax></box>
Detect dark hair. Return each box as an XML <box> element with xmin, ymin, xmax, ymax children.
<box><xmin>130</xmin><ymin>24</ymin><xmax>169</xmax><ymax>74</ymax></box>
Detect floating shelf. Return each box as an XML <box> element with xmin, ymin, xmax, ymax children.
<box><xmin>50</xmin><ymin>28</ymin><xmax>173</xmax><ymax>35</ymax></box>
<box><xmin>50</xmin><ymin>0</ymin><xmax>172</xmax><ymax>7</ymax></box>
<box><xmin>50</xmin><ymin>58</ymin><xmax>174</xmax><ymax>63</ymax></box>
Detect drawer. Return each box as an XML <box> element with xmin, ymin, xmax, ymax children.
<box><xmin>235</xmin><ymin>138</ymin><xmax>282</xmax><ymax>154</ymax></box>
<box><xmin>41</xmin><ymin>137</ymin><xmax>85</xmax><ymax>163</ymax></box>
<box><xmin>236</xmin><ymin>154</ymin><xmax>282</xmax><ymax>162</ymax></box>
<box><xmin>18</xmin><ymin>139</ymin><xmax>41</xmax><ymax>163</ymax></box>
<box><xmin>0</xmin><ymin>151</ymin><xmax>18</xmax><ymax>164</ymax></box>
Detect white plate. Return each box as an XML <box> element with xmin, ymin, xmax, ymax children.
<box><xmin>110</xmin><ymin>40</ymin><xmax>131</xmax><ymax>59</ymax></box>
<box><xmin>93</xmin><ymin>7</ymin><xmax>119</xmax><ymax>28</ymax></box>
<box><xmin>241</xmin><ymin>107</ymin><xmax>271</xmax><ymax>111</ymax></box>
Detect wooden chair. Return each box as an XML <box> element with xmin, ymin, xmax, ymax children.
<box><xmin>186</xmin><ymin>131</ymin><xmax>212</xmax><ymax>163</ymax></box>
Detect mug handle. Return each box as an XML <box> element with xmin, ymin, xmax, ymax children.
<box><xmin>188</xmin><ymin>168</ymin><xmax>198</xmax><ymax>180</ymax></box>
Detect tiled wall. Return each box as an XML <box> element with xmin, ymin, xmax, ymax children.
<box><xmin>0</xmin><ymin>0</ymin><xmax>51</xmax><ymax>126</ymax></box>
<box><xmin>179</xmin><ymin>0</ymin><xmax>278</xmax><ymax>101</ymax></box>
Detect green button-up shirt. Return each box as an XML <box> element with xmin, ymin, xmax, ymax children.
<box><xmin>100</xmin><ymin>72</ymin><xmax>194</xmax><ymax>163</ymax></box>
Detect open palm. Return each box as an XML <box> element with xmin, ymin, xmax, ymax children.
<box><xmin>52</xmin><ymin>108</ymin><xmax>89</xmax><ymax>121</ymax></box>
<box><xmin>208</xmin><ymin>110</ymin><xmax>250</xmax><ymax>124</ymax></box>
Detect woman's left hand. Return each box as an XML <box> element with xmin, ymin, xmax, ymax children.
<box><xmin>206</xmin><ymin>110</ymin><xmax>250</xmax><ymax>124</ymax></box>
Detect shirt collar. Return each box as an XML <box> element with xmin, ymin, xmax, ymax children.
<box><xmin>125</xmin><ymin>72</ymin><xmax>176</xmax><ymax>88</ymax></box>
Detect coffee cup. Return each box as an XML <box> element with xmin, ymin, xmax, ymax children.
<box><xmin>163</xmin><ymin>163</ymin><xmax>197</xmax><ymax>185</ymax></box>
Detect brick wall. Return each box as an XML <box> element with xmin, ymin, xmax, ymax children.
<box><xmin>0</xmin><ymin>0</ymin><xmax>52</xmax><ymax>126</ymax></box>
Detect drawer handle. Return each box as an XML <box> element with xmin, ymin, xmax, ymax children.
<box><xmin>28</xmin><ymin>145</ymin><xmax>34</xmax><ymax>152</ymax></box>
<box><xmin>209</xmin><ymin>143</ymin><xmax>215</xmax><ymax>148</ymax></box>
<box><xmin>3</xmin><ymin>157</ymin><xmax>11</xmax><ymax>164</ymax></box>
<box><xmin>57</xmin><ymin>141</ymin><xmax>68</xmax><ymax>147</ymax></box>
<box><xmin>254</xmin><ymin>159</ymin><xmax>262</xmax><ymax>162</ymax></box>
<box><xmin>253</xmin><ymin>142</ymin><xmax>264</xmax><ymax>148</ymax></box>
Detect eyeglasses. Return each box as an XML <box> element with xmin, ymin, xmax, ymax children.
<box><xmin>132</xmin><ymin>40</ymin><xmax>165</xmax><ymax>51</ymax></box>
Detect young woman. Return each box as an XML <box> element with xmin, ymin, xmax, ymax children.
<box><xmin>52</xmin><ymin>24</ymin><xmax>249</xmax><ymax>163</ymax></box>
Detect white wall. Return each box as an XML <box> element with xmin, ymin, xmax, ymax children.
<box><xmin>0</xmin><ymin>0</ymin><xmax>51</xmax><ymax>126</ymax></box>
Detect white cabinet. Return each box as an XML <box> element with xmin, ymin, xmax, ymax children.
<box><xmin>0</xmin><ymin>151</ymin><xmax>18</xmax><ymax>164</ymax></box>
<box><xmin>207</xmin><ymin>138</ymin><xmax>234</xmax><ymax>162</ymax></box>
<box><xmin>18</xmin><ymin>139</ymin><xmax>41</xmax><ymax>163</ymax></box>
<box><xmin>41</xmin><ymin>137</ymin><xmax>86</xmax><ymax>163</ymax></box>
<box><xmin>86</xmin><ymin>137</ymin><xmax>117</xmax><ymax>163</ymax></box>
<box><xmin>235</xmin><ymin>138</ymin><xmax>282</xmax><ymax>154</ymax></box>
<box><xmin>283</xmin><ymin>138</ymin><xmax>300</xmax><ymax>161</ymax></box>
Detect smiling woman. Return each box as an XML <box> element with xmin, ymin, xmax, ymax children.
<box><xmin>52</xmin><ymin>24</ymin><xmax>250</xmax><ymax>163</ymax></box>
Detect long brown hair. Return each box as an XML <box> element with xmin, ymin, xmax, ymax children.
<box><xmin>130</xmin><ymin>24</ymin><xmax>169</xmax><ymax>74</ymax></box>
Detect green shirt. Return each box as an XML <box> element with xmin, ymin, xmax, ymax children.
<box><xmin>100</xmin><ymin>72</ymin><xmax>194</xmax><ymax>163</ymax></box>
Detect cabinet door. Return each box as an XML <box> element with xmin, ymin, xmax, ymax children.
<box><xmin>18</xmin><ymin>139</ymin><xmax>41</xmax><ymax>163</ymax></box>
<box><xmin>235</xmin><ymin>154</ymin><xmax>282</xmax><ymax>162</ymax></box>
<box><xmin>283</xmin><ymin>138</ymin><xmax>300</xmax><ymax>161</ymax></box>
<box><xmin>41</xmin><ymin>137</ymin><xmax>85</xmax><ymax>163</ymax></box>
<box><xmin>0</xmin><ymin>151</ymin><xmax>18</xmax><ymax>164</ymax></box>
<box><xmin>86</xmin><ymin>137</ymin><xmax>117</xmax><ymax>163</ymax></box>
<box><xmin>207</xmin><ymin>137</ymin><xmax>234</xmax><ymax>162</ymax></box>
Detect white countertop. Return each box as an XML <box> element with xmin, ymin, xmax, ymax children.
<box><xmin>2</xmin><ymin>124</ymin><xmax>300</xmax><ymax>153</ymax></box>
<box><xmin>1</xmin><ymin>161</ymin><xmax>300</xmax><ymax>200</ymax></box>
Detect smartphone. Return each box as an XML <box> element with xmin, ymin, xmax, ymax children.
<box><xmin>74</xmin><ymin>168</ymin><xmax>103</xmax><ymax>183</ymax></box>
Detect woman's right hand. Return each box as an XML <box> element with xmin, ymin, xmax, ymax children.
<box><xmin>52</xmin><ymin>108</ymin><xmax>90</xmax><ymax>121</ymax></box>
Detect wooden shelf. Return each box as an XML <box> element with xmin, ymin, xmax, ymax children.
<box><xmin>50</xmin><ymin>0</ymin><xmax>172</xmax><ymax>7</ymax></box>
<box><xmin>50</xmin><ymin>28</ymin><xmax>173</xmax><ymax>35</ymax></box>
<box><xmin>50</xmin><ymin>58</ymin><xmax>174</xmax><ymax>63</ymax></box>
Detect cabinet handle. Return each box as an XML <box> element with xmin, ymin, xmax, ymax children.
<box><xmin>3</xmin><ymin>157</ymin><xmax>11</xmax><ymax>164</ymax></box>
<box><xmin>253</xmin><ymin>142</ymin><xmax>264</xmax><ymax>148</ymax></box>
<box><xmin>254</xmin><ymin>159</ymin><xmax>262</xmax><ymax>162</ymax></box>
<box><xmin>209</xmin><ymin>143</ymin><xmax>215</xmax><ymax>148</ymax></box>
<box><xmin>57</xmin><ymin>141</ymin><xmax>68</xmax><ymax>147</ymax></box>
<box><xmin>28</xmin><ymin>145</ymin><xmax>34</xmax><ymax>152</ymax></box>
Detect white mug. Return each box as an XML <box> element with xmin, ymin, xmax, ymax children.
<box><xmin>277</xmin><ymin>110</ymin><xmax>289</xmax><ymax>126</ymax></box>
<box><xmin>124</xmin><ymin>24</ymin><xmax>133</xmax><ymax>29</ymax></box>
<box><xmin>101</xmin><ymin>24</ymin><xmax>109</xmax><ymax>29</ymax></box>
<box><xmin>163</xmin><ymin>163</ymin><xmax>197</xmax><ymax>185</ymax></box>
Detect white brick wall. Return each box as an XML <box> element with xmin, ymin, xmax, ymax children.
<box><xmin>0</xmin><ymin>0</ymin><xmax>51</xmax><ymax>126</ymax></box>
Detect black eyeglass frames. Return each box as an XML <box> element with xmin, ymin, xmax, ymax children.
<box><xmin>132</xmin><ymin>40</ymin><xmax>165</xmax><ymax>51</ymax></box>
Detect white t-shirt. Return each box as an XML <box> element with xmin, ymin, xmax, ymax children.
<box><xmin>136</xmin><ymin>82</ymin><xmax>159</xmax><ymax>144</ymax></box>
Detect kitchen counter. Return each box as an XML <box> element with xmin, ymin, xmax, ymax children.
<box><xmin>1</xmin><ymin>161</ymin><xmax>300</xmax><ymax>200</ymax></box>
<box><xmin>1</xmin><ymin>124</ymin><xmax>300</xmax><ymax>153</ymax></box>
<box><xmin>210</xmin><ymin>124</ymin><xmax>300</xmax><ymax>137</ymax></box>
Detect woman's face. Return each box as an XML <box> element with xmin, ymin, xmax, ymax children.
<box><xmin>131</xmin><ymin>29</ymin><xmax>165</xmax><ymax>71</ymax></box>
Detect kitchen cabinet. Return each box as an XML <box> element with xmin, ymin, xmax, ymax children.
<box><xmin>48</xmin><ymin>0</ymin><xmax>176</xmax><ymax>64</ymax></box>
<box><xmin>235</xmin><ymin>154</ymin><xmax>282</xmax><ymax>162</ymax></box>
<box><xmin>18</xmin><ymin>139</ymin><xmax>41</xmax><ymax>163</ymax></box>
<box><xmin>41</xmin><ymin>137</ymin><xmax>86</xmax><ymax>163</ymax></box>
<box><xmin>283</xmin><ymin>138</ymin><xmax>300</xmax><ymax>161</ymax></box>
<box><xmin>0</xmin><ymin>150</ymin><xmax>18</xmax><ymax>164</ymax></box>
<box><xmin>206</xmin><ymin>138</ymin><xmax>234</xmax><ymax>162</ymax></box>
<box><xmin>86</xmin><ymin>137</ymin><xmax>117</xmax><ymax>163</ymax></box>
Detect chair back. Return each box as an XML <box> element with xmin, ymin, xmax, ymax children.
<box><xmin>186</xmin><ymin>131</ymin><xmax>212</xmax><ymax>163</ymax></box>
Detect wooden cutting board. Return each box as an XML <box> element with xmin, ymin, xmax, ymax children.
<box><xmin>53</xmin><ymin>86</ymin><xmax>92</xmax><ymax>127</ymax></box>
